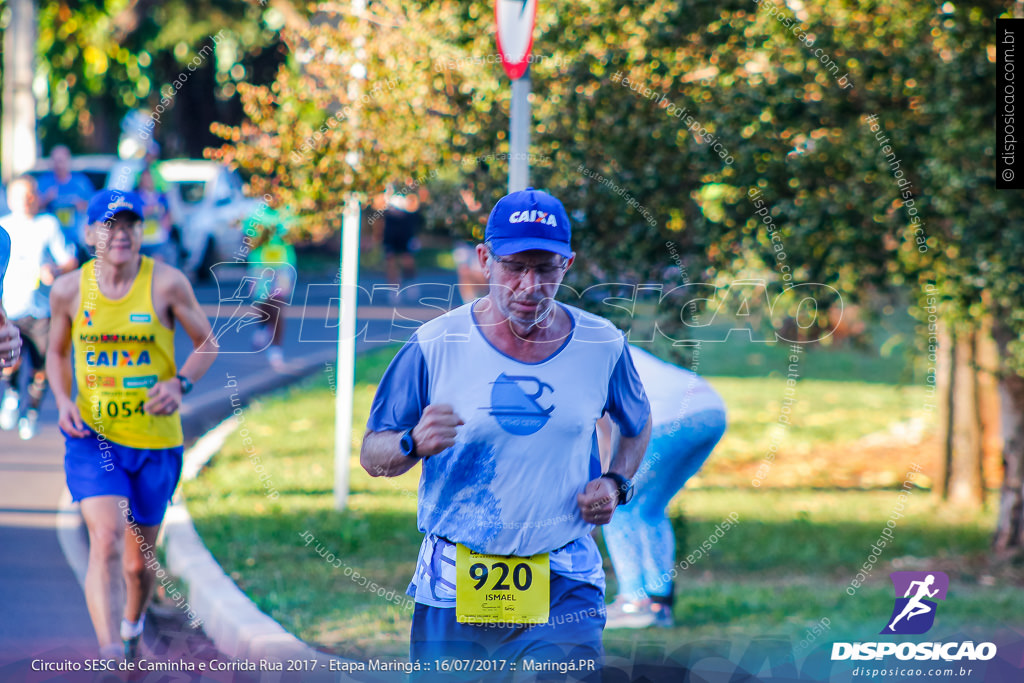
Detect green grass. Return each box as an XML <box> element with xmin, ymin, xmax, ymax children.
<box><xmin>182</xmin><ymin>345</ymin><xmax>1020</xmax><ymax>661</ymax></box>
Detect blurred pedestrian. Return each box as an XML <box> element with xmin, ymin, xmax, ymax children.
<box><xmin>601</xmin><ymin>345</ymin><xmax>727</xmax><ymax>629</ymax></box>
<box><xmin>245</xmin><ymin>205</ymin><xmax>296</xmax><ymax>370</ymax></box>
<box><xmin>135</xmin><ymin>168</ymin><xmax>175</xmax><ymax>264</ymax></box>
<box><xmin>375</xmin><ymin>190</ymin><xmax>423</xmax><ymax>299</ymax></box>
<box><xmin>0</xmin><ymin>176</ymin><xmax>78</xmax><ymax>439</ymax></box>
<box><xmin>36</xmin><ymin>145</ymin><xmax>95</xmax><ymax>255</ymax></box>
<box><xmin>452</xmin><ymin>188</ymin><xmax>488</xmax><ymax>304</ymax></box>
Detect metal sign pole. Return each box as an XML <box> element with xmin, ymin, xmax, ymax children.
<box><xmin>335</xmin><ymin>0</ymin><xmax>367</xmax><ymax>511</ymax></box>
<box><xmin>509</xmin><ymin>68</ymin><xmax>531</xmax><ymax>193</ymax></box>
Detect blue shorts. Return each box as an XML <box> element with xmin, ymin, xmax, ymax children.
<box><xmin>410</xmin><ymin>573</ymin><xmax>604</xmax><ymax>682</ymax></box>
<box><xmin>63</xmin><ymin>428</ymin><xmax>184</xmax><ymax>527</ymax></box>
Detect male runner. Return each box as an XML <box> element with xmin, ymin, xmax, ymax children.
<box><xmin>361</xmin><ymin>188</ymin><xmax>652</xmax><ymax>676</ymax></box>
<box><xmin>36</xmin><ymin>145</ymin><xmax>95</xmax><ymax>254</ymax></box>
<box><xmin>47</xmin><ymin>189</ymin><xmax>217</xmax><ymax>659</ymax></box>
<box><xmin>0</xmin><ymin>176</ymin><xmax>79</xmax><ymax>439</ymax></box>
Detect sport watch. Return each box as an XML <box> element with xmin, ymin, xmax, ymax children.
<box><xmin>399</xmin><ymin>428</ymin><xmax>419</xmax><ymax>458</ymax></box>
<box><xmin>176</xmin><ymin>374</ymin><xmax>193</xmax><ymax>395</ymax></box>
<box><xmin>602</xmin><ymin>471</ymin><xmax>634</xmax><ymax>505</ymax></box>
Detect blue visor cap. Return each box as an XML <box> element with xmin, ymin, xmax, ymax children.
<box><xmin>485</xmin><ymin>188</ymin><xmax>572</xmax><ymax>257</ymax></box>
<box><xmin>87</xmin><ymin>189</ymin><xmax>145</xmax><ymax>225</ymax></box>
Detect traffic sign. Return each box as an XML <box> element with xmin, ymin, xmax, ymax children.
<box><xmin>495</xmin><ymin>0</ymin><xmax>537</xmax><ymax>80</ymax></box>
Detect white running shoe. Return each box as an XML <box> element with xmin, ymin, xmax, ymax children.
<box><xmin>604</xmin><ymin>597</ymin><xmax>658</xmax><ymax>629</ymax></box>
<box><xmin>18</xmin><ymin>410</ymin><xmax>38</xmax><ymax>440</ymax></box>
<box><xmin>0</xmin><ymin>390</ymin><xmax>18</xmax><ymax>431</ymax></box>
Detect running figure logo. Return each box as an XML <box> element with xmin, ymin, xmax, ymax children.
<box><xmin>487</xmin><ymin>373</ymin><xmax>554</xmax><ymax>435</ymax></box>
<box><xmin>881</xmin><ymin>571</ymin><xmax>949</xmax><ymax>635</ymax></box>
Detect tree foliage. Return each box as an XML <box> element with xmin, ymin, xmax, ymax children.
<box><xmin>29</xmin><ymin>0</ymin><xmax>279</xmax><ymax>153</ymax></box>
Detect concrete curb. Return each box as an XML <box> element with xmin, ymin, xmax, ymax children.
<box><xmin>166</xmin><ymin>346</ymin><xmax>351</xmax><ymax>665</ymax></box>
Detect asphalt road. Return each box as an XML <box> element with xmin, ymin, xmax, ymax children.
<box><xmin>0</xmin><ymin>264</ymin><xmax>458</xmax><ymax>673</ymax></box>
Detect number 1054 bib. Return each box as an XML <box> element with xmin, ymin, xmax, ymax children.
<box><xmin>455</xmin><ymin>544</ymin><xmax>549</xmax><ymax>624</ymax></box>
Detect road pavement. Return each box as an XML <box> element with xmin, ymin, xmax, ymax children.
<box><xmin>0</xmin><ymin>264</ymin><xmax>459</xmax><ymax>673</ymax></box>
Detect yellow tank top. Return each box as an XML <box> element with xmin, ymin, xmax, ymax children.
<box><xmin>73</xmin><ymin>257</ymin><xmax>183</xmax><ymax>448</ymax></box>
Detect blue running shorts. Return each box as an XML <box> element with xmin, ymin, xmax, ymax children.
<box><xmin>410</xmin><ymin>573</ymin><xmax>604</xmax><ymax>682</ymax></box>
<box><xmin>63</xmin><ymin>427</ymin><xmax>184</xmax><ymax>527</ymax></box>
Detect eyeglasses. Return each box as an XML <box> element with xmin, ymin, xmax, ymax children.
<box><xmin>488</xmin><ymin>249</ymin><xmax>569</xmax><ymax>279</ymax></box>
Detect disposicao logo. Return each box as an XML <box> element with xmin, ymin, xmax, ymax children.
<box><xmin>832</xmin><ymin>570</ymin><xmax>996</xmax><ymax>663</ymax></box>
<box><xmin>881</xmin><ymin>571</ymin><xmax>947</xmax><ymax>635</ymax></box>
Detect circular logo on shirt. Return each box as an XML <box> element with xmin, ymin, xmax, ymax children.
<box><xmin>487</xmin><ymin>373</ymin><xmax>554</xmax><ymax>435</ymax></box>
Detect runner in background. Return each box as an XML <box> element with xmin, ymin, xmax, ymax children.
<box><xmin>452</xmin><ymin>188</ymin><xmax>488</xmax><ymax>304</ymax></box>
<box><xmin>0</xmin><ymin>176</ymin><xmax>79</xmax><ymax>439</ymax></box>
<box><xmin>599</xmin><ymin>345</ymin><xmax>727</xmax><ymax>628</ymax></box>
<box><xmin>375</xmin><ymin>190</ymin><xmax>424</xmax><ymax>300</ymax></box>
<box><xmin>245</xmin><ymin>205</ymin><xmax>296</xmax><ymax>370</ymax></box>
<box><xmin>135</xmin><ymin>167</ymin><xmax>175</xmax><ymax>264</ymax></box>
<box><xmin>36</xmin><ymin>145</ymin><xmax>95</xmax><ymax>258</ymax></box>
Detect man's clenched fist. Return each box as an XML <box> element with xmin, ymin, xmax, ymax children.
<box><xmin>411</xmin><ymin>404</ymin><xmax>464</xmax><ymax>457</ymax></box>
<box><xmin>577</xmin><ymin>477</ymin><xmax>618</xmax><ymax>525</ymax></box>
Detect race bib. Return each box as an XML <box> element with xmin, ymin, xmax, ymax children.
<box><xmin>455</xmin><ymin>544</ymin><xmax>549</xmax><ymax>624</ymax></box>
<box><xmin>143</xmin><ymin>219</ymin><xmax>161</xmax><ymax>240</ymax></box>
<box><xmin>261</xmin><ymin>244</ymin><xmax>288</xmax><ymax>262</ymax></box>
<box><xmin>56</xmin><ymin>207</ymin><xmax>74</xmax><ymax>228</ymax></box>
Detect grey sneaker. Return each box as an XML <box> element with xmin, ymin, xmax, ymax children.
<box><xmin>0</xmin><ymin>389</ymin><xmax>18</xmax><ymax>431</ymax></box>
<box><xmin>605</xmin><ymin>597</ymin><xmax>657</xmax><ymax>629</ymax></box>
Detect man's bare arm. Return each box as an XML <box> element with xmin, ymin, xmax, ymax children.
<box><xmin>144</xmin><ymin>267</ymin><xmax>218</xmax><ymax>415</ymax></box>
<box><xmin>360</xmin><ymin>431</ymin><xmax>421</xmax><ymax>478</ymax></box>
<box><xmin>577</xmin><ymin>411</ymin><xmax>652</xmax><ymax>525</ymax></box>
<box><xmin>608</xmin><ymin>411</ymin><xmax>652</xmax><ymax>481</ymax></box>
<box><xmin>166</xmin><ymin>267</ymin><xmax>218</xmax><ymax>382</ymax></box>
<box><xmin>46</xmin><ymin>273</ymin><xmax>89</xmax><ymax>436</ymax></box>
<box><xmin>360</xmin><ymin>404</ymin><xmax>464</xmax><ymax>477</ymax></box>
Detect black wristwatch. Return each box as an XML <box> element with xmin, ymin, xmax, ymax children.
<box><xmin>602</xmin><ymin>471</ymin><xmax>634</xmax><ymax>505</ymax></box>
<box><xmin>399</xmin><ymin>428</ymin><xmax>419</xmax><ymax>458</ymax></box>
<box><xmin>176</xmin><ymin>374</ymin><xmax>193</xmax><ymax>395</ymax></box>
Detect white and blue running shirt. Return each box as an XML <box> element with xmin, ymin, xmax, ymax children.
<box><xmin>627</xmin><ymin>345</ymin><xmax>725</xmax><ymax>424</ymax></box>
<box><xmin>367</xmin><ymin>301</ymin><xmax>650</xmax><ymax>599</ymax></box>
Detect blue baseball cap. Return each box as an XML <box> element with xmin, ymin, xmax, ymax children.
<box><xmin>485</xmin><ymin>188</ymin><xmax>572</xmax><ymax>257</ymax></box>
<box><xmin>87</xmin><ymin>189</ymin><xmax>145</xmax><ymax>225</ymax></box>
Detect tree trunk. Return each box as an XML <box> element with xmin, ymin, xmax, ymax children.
<box><xmin>992</xmin><ymin>318</ymin><xmax>1024</xmax><ymax>551</ymax></box>
<box><xmin>948</xmin><ymin>324</ymin><xmax>985</xmax><ymax>506</ymax></box>
<box><xmin>976</xmin><ymin>318</ymin><xmax>1002</xmax><ymax>490</ymax></box>
<box><xmin>937</xmin><ymin>321</ymin><xmax>955</xmax><ymax>498</ymax></box>
<box><xmin>1</xmin><ymin>0</ymin><xmax>37</xmax><ymax>181</ymax></box>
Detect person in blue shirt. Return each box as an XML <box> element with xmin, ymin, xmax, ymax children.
<box><xmin>0</xmin><ymin>176</ymin><xmax>78</xmax><ymax>439</ymax></box>
<box><xmin>36</xmin><ymin>145</ymin><xmax>95</xmax><ymax>252</ymax></box>
<box><xmin>361</xmin><ymin>188</ymin><xmax>652</xmax><ymax>678</ymax></box>
<box><xmin>135</xmin><ymin>167</ymin><xmax>175</xmax><ymax>264</ymax></box>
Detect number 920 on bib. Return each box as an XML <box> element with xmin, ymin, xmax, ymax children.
<box><xmin>455</xmin><ymin>544</ymin><xmax>549</xmax><ymax>625</ymax></box>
